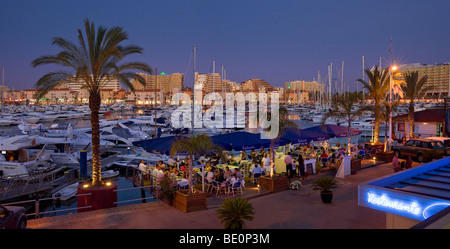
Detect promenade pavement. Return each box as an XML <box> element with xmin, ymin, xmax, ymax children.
<box><xmin>28</xmin><ymin>159</ymin><xmax>414</xmax><ymax>229</ymax></box>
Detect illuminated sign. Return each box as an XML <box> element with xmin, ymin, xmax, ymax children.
<box><xmin>359</xmin><ymin>157</ymin><xmax>450</xmax><ymax>221</ymax></box>
<box><xmin>360</xmin><ymin>187</ymin><xmax>450</xmax><ymax>221</ymax></box>
<box><xmin>367</xmin><ymin>192</ymin><xmax>421</xmax><ymax>217</ymax></box>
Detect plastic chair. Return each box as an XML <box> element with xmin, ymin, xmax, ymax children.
<box><xmin>252</xmin><ymin>172</ymin><xmax>261</xmax><ymax>186</ymax></box>
<box><xmin>229</xmin><ymin>181</ymin><xmax>243</xmax><ymax>197</ymax></box>
<box><xmin>210</xmin><ymin>180</ymin><xmax>223</xmax><ymax>196</ymax></box>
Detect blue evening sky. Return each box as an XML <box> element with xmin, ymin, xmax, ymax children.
<box><xmin>1</xmin><ymin>0</ymin><xmax>450</xmax><ymax>90</ymax></box>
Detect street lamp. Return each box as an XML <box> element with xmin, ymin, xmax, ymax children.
<box><xmin>388</xmin><ymin>65</ymin><xmax>397</xmax><ymax>151</ymax></box>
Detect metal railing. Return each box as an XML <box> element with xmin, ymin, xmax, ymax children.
<box><xmin>0</xmin><ymin>168</ymin><xmax>76</xmax><ymax>201</ymax></box>
<box><xmin>1</xmin><ymin>183</ymin><xmax>160</xmax><ymax>220</ymax></box>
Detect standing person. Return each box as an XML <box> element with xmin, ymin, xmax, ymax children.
<box><xmin>167</xmin><ymin>155</ymin><xmax>176</xmax><ymax>167</ymax></box>
<box><xmin>393</xmin><ymin>153</ymin><xmax>401</xmax><ymax>172</ymax></box>
<box><xmin>262</xmin><ymin>153</ymin><xmax>271</xmax><ymax>174</ymax></box>
<box><xmin>405</xmin><ymin>156</ymin><xmax>413</xmax><ymax>169</ymax></box>
<box><xmin>138</xmin><ymin>160</ymin><xmax>148</xmax><ymax>173</ymax></box>
<box><xmin>297</xmin><ymin>154</ymin><xmax>305</xmax><ymax>180</ymax></box>
<box><xmin>138</xmin><ymin>160</ymin><xmax>148</xmax><ymax>182</ymax></box>
<box><xmin>284</xmin><ymin>152</ymin><xmax>293</xmax><ymax>179</ymax></box>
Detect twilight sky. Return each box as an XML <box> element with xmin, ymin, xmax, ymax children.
<box><xmin>1</xmin><ymin>0</ymin><xmax>450</xmax><ymax>91</ymax></box>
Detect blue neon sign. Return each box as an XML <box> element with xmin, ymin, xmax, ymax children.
<box><xmin>360</xmin><ymin>186</ymin><xmax>450</xmax><ymax>221</ymax></box>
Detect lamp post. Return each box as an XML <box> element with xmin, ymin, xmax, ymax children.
<box><xmin>389</xmin><ymin>65</ymin><xmax>397</xmax><ymax>151</ymax></box>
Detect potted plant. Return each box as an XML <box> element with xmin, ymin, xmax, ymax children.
<box><xmin>216</xmin><ymin>197</ymin><xmax>255</xmax><ymax>229</ymax></box>
<box><xmin>157</xmin><ymin>173</ymin><xmax>177</xmax><ymax>206</ymax></box>
<box><xmin>170</xmin><ymin>134</ymin><xmax>219</xmax><ymax>212</ymax></box>
<box><xmin>312</xmin><ymin>176</ymin><xmax>337</xmax><ymax>203</ymax></box>
<box><xmin>289</xmin><ymin>180</ymin><xmax>302</xmax><ymax>190</ymax></box>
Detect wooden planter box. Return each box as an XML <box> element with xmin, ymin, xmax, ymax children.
<box><xmin>364</xmin><ymin>142</ymin><xmax>385</xmax><ymax>156</ymax></box>
<box><xmin>351</xmin><ymin>159</ymin><xmax>361</xmax><ymax>174</ymax></box>
<box><xmin>173</xmin><ymin>190</ymin><xmax>207</xmax><ymax>213</ymax></box>
<box><xmin>260</xmin><ymin>176</ymin><xmax>289</xmax><ymax>193</ymax></box>
<box><xmin>375</xmin><ymin>151</ymin><xmax>395</xmax><ymax>162</ymax></box>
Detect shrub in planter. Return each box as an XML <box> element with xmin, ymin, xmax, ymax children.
<box><xmin>312</xmin><ymin>176</ymin><xmax>337</xmax><ymax>203</ymax></box>
<box><xmin>157</xmin><ymin>173</ymin><xmax>177</xmax><ymax>205</ymax></box>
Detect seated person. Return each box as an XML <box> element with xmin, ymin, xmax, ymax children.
<box><xmin>250</xmin><ymin>149</ymin><xmax>257</xmax><ymax>159</ymax></box>
<box><xmin>251</xmin><ymin>163</ymin><xmax>262</xmax><ymax>175</ymax></box>
<box><xmin>224</xmin><ymin>166</ymin><xmax>233</xmax><ymax>180</ymax></box>
<box><xmin>215</xmin><ymin>170</ymin><xmax>225</xmax><ymax>183</ymax></box>
<box><xmin>206</xmin><ymin>168</ymin><xmax>215</xmax><ymax>182</ymax></box>
<box><xmin>229</xmin><ymin>154</ymin><xmax>237</xmax><ymax>164</ymax></box>
<box><xmin>241</xmin><ymin>151</ymin><xmax>247</xmax><ymax>160</ymax></box>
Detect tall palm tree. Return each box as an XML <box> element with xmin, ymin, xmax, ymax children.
<box><xmin>401</xmin><ymin>71</ymin><xmax>430</xmax><ymax>138</ymax></box>
<box><xmin>170</xmin><ymin>134</ymin><xmax>219</xmax><ymax>193</ymax></box>
<box><xmin>321</xmin><ymin>92</ymin><xmax>368</xmax><ymax>154</ymax></box>
<box><xmin>32</xmin><ymin>19</ymin><xmax>152</xmax><ymax>186</ymax></box>
<box><xmin>356</xmin><ymin>66</ymin><xmax>391</xmax><ymax>144</ymax></box>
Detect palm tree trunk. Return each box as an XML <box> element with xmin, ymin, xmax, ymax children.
<box><xmin>373</xmin><ymin>102</ymin><xmax>381</xmax><ymax>144</ymax></box>
<box><xmin>347</xmin><ymin>120</ymin><xmax>351</xmax><ymax>155</ymax></box>
<box><xmin>408</xmin><ymin>100</ymin><xmax>414</xmax><ymax>138</ymax></box>
<box><xmin>270</xmin><ymin>140</ymin><xmax>274</xmax><ymax>177</ymax></box>
<box><xmin>188</xmin><ymin>155</ymin><xmax>193</xmax><ymax>193</ymax></box>
<box><xmin>89</xmin><ymin>91</ymin><xmax>102</xmax><ymax>186</ymax></box>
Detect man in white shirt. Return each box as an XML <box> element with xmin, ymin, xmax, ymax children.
<box><xmin>167</xmin><ymin>156</ymin><xmax>176</xmax><ymax>167</ymax></box>
<box><xmin>198</xmin><ymin>154</ymin><xmax>209</xmax><ymax>163</ymax></box>
<box><xmin>138</xmin><ymin>160</ymin><xmax>148</xmax><ymax>173</ymax></box>
<box><xmin>262</xmin><ymin>154</ymin><xmax>271</xmax><ymax>172</ymax></box>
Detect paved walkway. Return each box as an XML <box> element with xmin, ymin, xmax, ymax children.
<box><xmin>28</xmin><ymin>159</ymin><xmax>415</xmax><ymax>229</ymax></box>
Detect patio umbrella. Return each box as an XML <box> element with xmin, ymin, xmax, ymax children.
<box><xmin>132</xmin><ymin>135</ymin><xmax>187</xmax><ymax>155</ymax></box>
<box><xmin>302</xmin><ymin>124</ymin><xmax>362</xmax><ymax>138</ymax></box>
<box><xmin>211</xmin><ymin>131</ymin><xmax>287</xmax><ymax>151</ymax></box>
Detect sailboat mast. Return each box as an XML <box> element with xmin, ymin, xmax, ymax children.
<box><xmin>341</xmin><ymin>61</ymin><xmax>344</xmax><ymax>96</ymax></box>
<box><xmin>1</xmin><ymin>66</ymin><xmax>4</xmax><ymax>112</ymax></box>
<box><xmin>154</xmin><ymin>67</ymin><xmax>158</xmax><ymax>138</ymax></box>
<box><xmin>192</xmin><ymin>45</ymin><xmax>197</xmax><ymax>130</ymax></box>
<box><xmin>362</xmin><ymin>55</ymin><xmax>365</xmax><ymax>99</ymax></box>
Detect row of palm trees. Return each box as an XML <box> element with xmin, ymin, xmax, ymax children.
<box><xmin>322</xmin><ymin>66</ymin><xmax>429</xmax><ymax>150</ymax></box>
<box><xmin>32</xmin><ymin>19</ymin><xmax>430</xmax><ymax>187</ymax></box>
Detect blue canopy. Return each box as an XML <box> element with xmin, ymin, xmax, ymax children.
<box><xmin>302</xmin><ymin>124</ymin><xmax>362</xmax><ymax>138</ymax></box>
<box><xmin>211</xmin><ymin>131</ymin><xmax>287</xmax><ymax>151</ymax></box>
<box><xmin>132</xmin><ymin>135</ymin><xmax>186</xmax><ymax>155</ymax></box>
<box><xmin>280</xmin><ymin>128</ymin><xmax>332</xmax><ymax>143</ymax></box>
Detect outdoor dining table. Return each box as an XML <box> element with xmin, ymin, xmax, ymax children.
<box><xmin>175</xmin><ymin>178</ymin><xmax>189</xmax><ymax>188</ymax></box>
<box><xmin>216</xmin><ymin>164</ymin><xmax>240</xmax><ymax>170</ymax></box>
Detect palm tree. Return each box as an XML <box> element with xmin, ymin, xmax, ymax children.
<box><xmin>32</xmin><ymin>19</ymin><xmax>152</xmax><ymax>186</ymax></box>
<box><xmin>321</xmin><ymin>92</ymin><xmax>368</xmax><ymax>154</ymax></box>
<box><xmin>356</xmin><ymin>66</ymin><xmax>391</xmax><ymax>144</ymax></box>
<box><xmin>401</xmin><ymin>71</ymin><xmax>430</xmax><ymax>138</ymax></box>
<box><xmin>216</xmin><ymin>197</ymin><xmax>255</xmax><ymax>229</ymax></box>
<box><xmin>170</xmin><ymin>134</ymin><xmax>219</xmax><ymax>193</ymax></box>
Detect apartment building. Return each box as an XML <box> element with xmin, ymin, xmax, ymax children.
<box><xmin>396</xmin><ymin>63</ymin><xmax>450</xmax><ymax>96</ymax></box>
<box><xmin>132</xmin><ymin>72</ymin><xmax>184</xmax><ymax>94</ymax></box>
